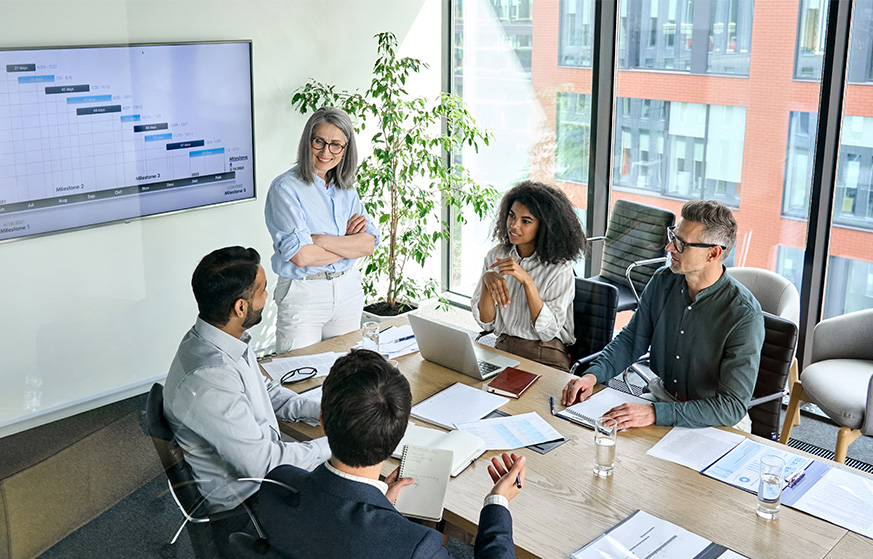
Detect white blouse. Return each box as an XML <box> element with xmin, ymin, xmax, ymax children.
<box><xmin>471</xmin><ymin>245</ymin><xmax>576</xmax><ymax>345</ymax></box>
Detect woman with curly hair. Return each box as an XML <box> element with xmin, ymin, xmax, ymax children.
<box><xmin>471</xmin><ymin>181</ymin><xmax>587</xmax><ymax>371</ymax></box>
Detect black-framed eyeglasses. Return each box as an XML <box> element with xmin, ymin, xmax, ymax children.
<box><xmin>281</xmin><ymin>367</ymin><xmax>317</xmax><ymax>384</ymax></box>
<box><xmin>666</xmin><ymin>226</ymin><xmax>726</xmax><ymax>253</ymax></box>
<box><xmin>311</xmin><ymin>137</ymin><xmax>346</xmax><ymax>155</ymax></box>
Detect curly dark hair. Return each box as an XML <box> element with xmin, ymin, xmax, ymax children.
<box><xmin>492</xmin><ymin>180</ymin><xmax>588</xmax><ymax>264</ymax></box>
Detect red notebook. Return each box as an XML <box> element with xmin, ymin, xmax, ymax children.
<box><xmin>486</xmin><ymin>367</ymin><xmax>541</xmax><ymax>399</ymax></box>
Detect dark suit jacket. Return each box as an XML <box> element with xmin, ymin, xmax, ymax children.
<box><xmin>259</xmin><ymin>464</ymin><xmax>515</xmax><ymax>559</ymax></box>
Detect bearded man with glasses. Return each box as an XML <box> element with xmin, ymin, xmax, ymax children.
<box><xmin>562</xmin><ymin>200</ymin><xmax>765</xmax><ymax>431</ymax></box>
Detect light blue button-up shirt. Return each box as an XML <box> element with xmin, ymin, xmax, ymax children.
<box><xmin>163</xmin><ymin>318</ymin><xmax>331</xmax><ymax>512</ymax></box>
<box><xmin>264</xmin><ymin>166</ymin><xmax>379</xmax><ymax>279</ymax></box>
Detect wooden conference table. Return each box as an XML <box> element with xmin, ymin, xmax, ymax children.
<box><xmin>267</xmin><ymin>318</ymin><xmax>873</xmax><ymax>559</ymax></box>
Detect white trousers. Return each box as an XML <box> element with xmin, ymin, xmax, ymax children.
<box><xmin>274</xmin><ymin>268</ymin><xmax>364</xmax><ymax>354</ymax></box>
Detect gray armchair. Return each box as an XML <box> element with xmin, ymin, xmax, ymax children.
<box><xmin>780</xmin><ymin>308</ymin><xmax>873</xmax><ymax>463</ymax></box>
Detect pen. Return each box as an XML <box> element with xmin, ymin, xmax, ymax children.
<box><xmin>549</xmin><ymin>396</ymin><xmax>555</xmax><ymax>416</ymax></box>
<box><xmin>387</xmin><ymin>335</ymin><xmax>415</xmax><ymax>344</ymax></box>
<box><xmin>787</xmin><ymin>470</ymin><xmax>806</xmax><ymax>488</ymax></box>
<box><xmin>515</xmin><ymin>473</ymin><xmax>522</xmax><ymax>489</ymax></box>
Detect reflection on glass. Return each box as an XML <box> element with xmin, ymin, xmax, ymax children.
<box><xmin>795</xmin><ymin>0</ymin><xmax>873</xmax><ymax>83</ymax></box>
<box><xmin>612</xmin><ymin>98</ymin><xmax>744</xmax><ymax>207</ymax></box>
<box><xmin>615</xmin><ymin>0</ymin><xmax>753</xmax><ymax>75</ymax></box>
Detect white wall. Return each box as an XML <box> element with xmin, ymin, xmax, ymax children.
<box><xmin>0</xmin><ymin>0</ymin><xmax>443</xmax><ymax>437</ymax></box>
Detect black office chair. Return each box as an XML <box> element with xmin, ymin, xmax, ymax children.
<box><xmin>588</xmin><ymin>199</ymin><xmax>675</xmax><ymax>312</ymax></box>
<box><xmin>619</xmin><ymin>312</ymin><xmax>797</xmax><ymax>438</ymax></box>
<box><xmin>143</xmin><ymin>383</ymin><xmax>256</xmax><ymax>559</ymax></box>
<box><xmin>568</xmin><ymin>277</ymin><xmax>619</xmax><ymax>375</ymax></box>
<box><xmin>748</xmin><ymin>312</ymin><xmax>798</xmax><ymax>440</ymax></box>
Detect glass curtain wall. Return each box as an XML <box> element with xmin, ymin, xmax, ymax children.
<box><xmin>450</xmin><ymin>0</ymin><xmax>592</xmax><ymax>297</ymax></box>
<box><xmin>449</xmin><ymin>0</ymin><xmax>873</xmax><ymax>321</ymax></box>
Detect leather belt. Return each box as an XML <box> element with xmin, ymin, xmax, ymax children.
<box><xmin>299</xmin><ymin>269</ymin><xmax>349</xmax><ymax>281</ymax></box>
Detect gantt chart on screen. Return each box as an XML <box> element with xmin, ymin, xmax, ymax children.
<box><xmin>0</xmin><ymin>42</ymin><xmax>255</xmax><ymax>241</ymax></box>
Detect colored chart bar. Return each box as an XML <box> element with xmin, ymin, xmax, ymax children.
<box><xmin>18</xmin><ymin>75</ymin><xmax>55</xmax><ymax>83</ymax></box>
<box><xmin>66</xmin><ymin>95</ymin><xmax>112</xmax><ymax>104</ymax></box>
<box><xmin>145</xmin><ymin>133</ymin><xmax>173</xmax><ymax>142</ymax></box>
<box><xmin>190</xmin><ymin>148</ymin><xmax>225</xmax><ymax>157</ymax></box>
<box><xmin>120</xmin><ymin>114</ymin><xmax>141</xmax><ymax>122</ymax></box>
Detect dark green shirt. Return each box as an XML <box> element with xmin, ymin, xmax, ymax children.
<box><xmin>588</xmin><ymin>266</ymin><xmax>765</xmax><ymax>427</ymax></box>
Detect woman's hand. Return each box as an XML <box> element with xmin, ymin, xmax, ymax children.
<box><xmin>482</xmin><ymin>270</ymin><xmax>510</xmax><ymax>308</ymax></box>
<box><xmin>345</xmin><ymin>214</ymin><xmax>368</xmax><ymax>235</ymax></box>
<box><xmin>490</xmin><ymin>257</ymin><xmax>533</xmax><ymax>286</ymax></box>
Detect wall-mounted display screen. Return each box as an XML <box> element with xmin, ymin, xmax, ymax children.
<box><xmin>0</xmin><ymin>41</ymin><xmax>255</xmax><ymax>242</ymax></box>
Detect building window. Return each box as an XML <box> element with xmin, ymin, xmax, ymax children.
<box><xmin>555</xmin><ymin>92</ymin><xmax>591</xmax><ymax>184</ymax></box>
<box><xmin>783</xmin><ymin>112</ymin><xmax>873</xmax><ymax>230</ymax></box>
<box><xmin>559</xmin><ymin>0</ymin><xmax>595</xmax><ymax>68</ymax></box>
<box><xmin>612</xmin><ymin>97</ymin><xmax>744</xmax><ymax>206</ymax></box>
<box><xmin>617</xmin><ymin>0</ymin><xmax>753</xmax><ymax>76</ymax></box>
<box><xmin>794</xmin><ymin>0</ymin><xmax>873</xmax><ymax>82</ymax></box>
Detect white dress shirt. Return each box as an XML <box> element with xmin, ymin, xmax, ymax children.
<box><xmin>163</xmin><ymin>318</ymin><xmax>331</xmax><ymax>512</ymax></box>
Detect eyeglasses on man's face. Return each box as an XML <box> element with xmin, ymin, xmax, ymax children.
<box><xmin>311</xmin><ymin>136</ymin><xmax>346</xmax><ymax>155</ymax></box>
<box><xmin>666</xmin><ymin>226</ymin><xmax>726</xmax><ymax>253</ymax></box>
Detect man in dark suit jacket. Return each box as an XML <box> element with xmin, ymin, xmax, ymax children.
<box><xmin>259</xmin><ymin>349</ymin><xmax>526</xmax><ymax>558</ymax></box>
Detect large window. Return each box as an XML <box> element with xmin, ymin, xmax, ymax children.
<box><xmin>614</xmin><ymin>0</ymin><xmax>753</xmax><ymax>75</ymax></box>
<box><xmin>783</xmin><ymin>112</ymin><xmax>873</xmax><ymax>231</ymax></box>
<box><xmin>450</xmin><ymin>0</ymin><xmax>873</xmax><ymax>328</ymax></box>
<box><xmin>612</xmin><ymin>98</ymin><xmax>744</xmax><ymax>206</ymax></box>
<box><xmin>795</xmin><ymin>0</ymin><xmax>873</xmax><ymax>82</ymax></box>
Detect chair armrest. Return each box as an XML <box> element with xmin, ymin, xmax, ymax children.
<box><xmin>748</xmin><ymin>392</ymin><xmax>783</xmax><ymax>409</ymax></box>
<box><xmin>570</xmin><ymin>351</ymin><xmax>602</xmax><ymax>375</ymax></box>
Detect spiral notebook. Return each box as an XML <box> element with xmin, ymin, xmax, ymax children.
<box><xmin>556</xmin><ymin>388</ymin><xmax>651</xmax><ymax>429</ymax></box>
<box><xmin>393</xmin><ymin>445</ymin><xmax>453</xmax><ymax>522</ymax></box>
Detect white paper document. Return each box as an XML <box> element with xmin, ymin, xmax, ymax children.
<box><xmin>790</xmin><ymin>465</ymin><xmax>873</xmax><ymax>539</ymax></box>
<box><xmin>377</xmin><ymin>325</ymin><xmax>420</xmax><ymax>358</ymax></box>
<box><xmin>411</xmin><ymin>382</ymin><xmax>509</xmax><ymax>430</ymax></box>
<box><xmin>571</xmin><ymin>509</ymin><xmax>748</xmax><ymax>559</ymax></box>
<box><xmin>353</xmin><ymin>325</ymin><xmax>420</xmax><ymax>358</ymax></box>
<box><xmin>456</xmin><ymin>412</ymin><xmax>563</xmax><ymax>450</ymax></box>
<box><xmin>261</xmin><ymin>352</ymin><xmax>343</xmax><ymax>381</ymax></box>
<box><xmin>702</xmin><ymin>438</ymin><xmax>813</xmax><ymax>493</ymax></box>
<box><xmin>646</xmin><ymin>427</ymin><xmax>745</xmax><ymax>471</ymax></box>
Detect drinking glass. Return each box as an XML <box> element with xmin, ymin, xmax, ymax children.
<box><xmin>362</xmin><ymin>322</ymin><xmax>380</xmax><ymax>353</ymax></box>
<box><xmin>757</xmin><ymin>454</ymin><xmax>785</xmax><ymax>520</ymax></box>
<box><xmin>593</xmin><ymin>417</ymin><xmax>618</xmax><ymax>477</ymax></box>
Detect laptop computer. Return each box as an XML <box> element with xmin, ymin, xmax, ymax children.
<box><xmin>408</xmin><ymin>314</ymin><xmax>520</xmax><ymax>380</ymax></box>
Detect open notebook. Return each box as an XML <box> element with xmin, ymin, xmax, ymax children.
<box><xmin>393</xmin><ymin>445</ymin><xmax>453</xmax><ymax>522</ymax></box>
<box><xmin>556</xmin><ymin>387</ymin><xmax>652</xmax><ymax>428</ymax></box>
<box><xmin>392</xmin><ymin>424</ymin><xmax>485</xmax><ymax>477</ymax></box>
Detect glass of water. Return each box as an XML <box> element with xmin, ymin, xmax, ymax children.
<box><xmin>757</xmin><ymin>454</ymin><xmax>786</xmax><ymax>520</ymax></box>
<box><xmin>362</xmin><ymin>321</ymin><xmax>380</xmax><ymax>353</ymax></box>
<box><xmin>593</xmin><ymin>416</ymin><xmax>618</xmax><ymax>477</ymax></box>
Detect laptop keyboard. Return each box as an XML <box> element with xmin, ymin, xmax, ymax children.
<box><xmin>477</xmin><ymin>361</ymin><xmax>500</xmax><ymax>376</ymax></box>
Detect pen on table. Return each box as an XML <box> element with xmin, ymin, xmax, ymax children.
<box><xmin>787</xmin><ymin>470</ymin><xmax>806</xmax><ymax>488</ymax></box>
<box><xmin>515</xmin><ymin>474</ymin><xmax>522</xmax><ymax>489</ymax></box>
<box><xmin>387</xmin><ymin>334</ymin><xmax>415</xmax><ymax>344</ymax></box>
<box><xmin>549</xmin><ymin>396</ymin><xmax>556</xmax><ymax>416</ymax></box>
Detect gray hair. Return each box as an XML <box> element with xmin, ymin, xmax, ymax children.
<box><xmin>680</xmin><ymin>200</ymin><xmax>737</xmax><ymax>262</ymax></box>
<box><xmin>296</xmin><ymin>107</ymin><xmax>358</xmax><ymax>189</ymax></box>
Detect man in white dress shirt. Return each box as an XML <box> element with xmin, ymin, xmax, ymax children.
<box><xmin>163</xmin><ymin>246</ymin><xmax>330</xmax><ymax>552</ymax></box>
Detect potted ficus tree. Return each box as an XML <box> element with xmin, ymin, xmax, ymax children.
<box><xmin>291</xmin><ymin>32</ymin><xmax>496</xmax><ymax>317</ymax></box>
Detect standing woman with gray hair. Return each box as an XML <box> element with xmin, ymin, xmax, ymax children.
<box><xmin>265</xmin><ymin>107</ymin><xmax>379</xmax><ymax>353</ymax></box>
